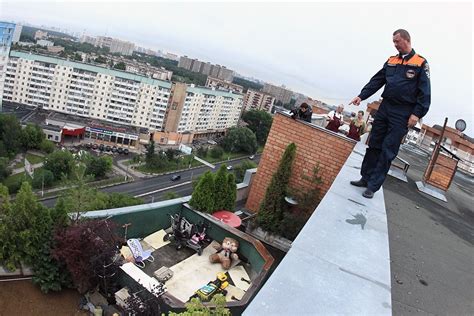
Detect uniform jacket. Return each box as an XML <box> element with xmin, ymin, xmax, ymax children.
<box><xmin>358</xmin><ymin>49</ymin><xmax>431</xmax><ymax>118</ymax></box>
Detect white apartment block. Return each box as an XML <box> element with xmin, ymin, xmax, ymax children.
<box><xmin>262</xmin><ymin>83</ymin><xmax>293</xmax><ymax>105</ymax></box>
<box><xmin>3</xmin><ymin>51</ymin><xmax>243</xmax><ymax>141</ymax></box>
<box><xmin>243</xmin><ymin>89</ymin><xmax>275</xmax><ymax>113</ymax></box>
<box><xmin>109</xmin><ymin>39</ymin><xmax>135</xmax><ymax>56</ymax></box>
<box><xmin>176</xmin><ymin>86</ymin><xmax>243</xmax><ymax>133</ymax></box>
<box><xmin>4</xmin><ymin>51</ymin><xmax>171</xmax><ymax>131</ymax></box>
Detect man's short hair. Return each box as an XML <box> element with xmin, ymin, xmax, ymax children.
<box><xmin>393</xmin><ymin>29</ymin><xmax>411</xmax><ymax>42</ymax></box>
<box><xmin>300</xmin><ymin>103</ymin><xmax>309</xmax><ymax>109</ymax></box>
<box><xmin>358</xmin><ymin>110</ymin><xmax>364</xmax><ymax>115</ymax></box>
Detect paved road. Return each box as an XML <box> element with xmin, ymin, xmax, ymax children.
<box><xmin>385</xmin><ymin>146</ymin><xmax>474</xmax><ymax>315</ymax></box>
<box><xmin>41</xmin><ymin>155</ymin><xmax>260</xmax><ymax>208</ymax></box>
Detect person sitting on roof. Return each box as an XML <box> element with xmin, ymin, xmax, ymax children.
<box><xmin>290</xmin><ymin>102</ymin><xmax>313</xmax><ymax>123</ymax></box>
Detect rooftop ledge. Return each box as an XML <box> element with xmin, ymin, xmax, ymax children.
<box><xmin>244</xmin><ymin>133</ymin><xmax>392</xmax><ymax>315</ymax></box>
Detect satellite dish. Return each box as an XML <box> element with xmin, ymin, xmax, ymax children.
<box><xmin>455</xmin><ymin>119</ymin><xmax>466</xmax><ymax>132</ymax></box>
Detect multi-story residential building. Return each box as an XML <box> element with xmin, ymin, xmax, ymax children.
<box><xmin>109</xmin><ymin>39</ymin><xmax>135</xmax><ymax>56</ymax></box>
<box><xmin>262</xmin><ymin>83</ymin><xmax>293</xmax><ymax>105</ymax></box>
<box><xmin>12</xmin><ymin>24</ymin><xmax>22</xmax><ymax>43</ymax></box>
<box><xmin>3</xmin><ymin>51</ymin><xmax>243</xmax><ymax>146</ymax></box>
<box><xmin>0</xmin><ymin>22</ymin><xmax>15</xmax><ymax>111</ymax></box>
<box><xmin>178</xmin><ymin>56</ymin><xmax>235</xmax><ymax>81</ymax></box>
<box><xmin>243</xmin><ymin>89</ymin><xmax>275</xmax><ymax>113</ymax></box>
<box><xmin>95</xmin><ymin>36</ymin><xmax>113</xmax><ymax>49</ymax></box>
<box><xmin>34</xmin><ymin>30</ymin><xmax>48</xmax><ymax>40</ymax></box>
<box><xmin>154</xmin><ymin>83</ymin><xmax>243</xmax><ymax>144</ymax></box>
<box><xmin>206</xmin><ymin>76</ymin><xmax>243</xmax><ymax>93</ymax></box>
<box><xmin>4</xmin><ymin>51</ymin><xmax>172</xmax><ymax>132</ymax></box>
<box><xmin>79</xmin><ymin>35</ymin><xmax>97</xmax><ymax>46</ymax></box>
<box><xmin>163</xmin><ymin>52</ymin><xmax>179</xmax><ymax>61</ymax></box>
<box><xmin>178</xmin><ymin>55</ymin><xmax>193</xmax><ymax>70</ymax></box>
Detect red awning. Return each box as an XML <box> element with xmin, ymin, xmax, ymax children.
<box><xmin>212</xmin><ymin>210</ymin><xmax>242</xmax><ymax>228</ymax></box>
<box><xmin>62</xmin><ymin>127</ymin><xmax>85</xmax><ymax>136</ymax></box>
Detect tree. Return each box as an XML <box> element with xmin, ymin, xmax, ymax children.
<box><xmin>196</xmin><ymin>146</ymin><xmax>208</xmax><ymax>157</ymax></box>
<box><xmin>0</xmin><ymin>182</ymin><xmax>70</xmax><ymax>292</ymax></box>
<box><xmin>256</xmin><ymin>143</ymin><xmax>297</xmax><ymax>233</ymax></box>
<box><xmin>0</xmin><ymin>157</ymin><xmax>11</xmax><ymax>182</ymax></box>
<box><xmin>242</xmin><ymin>110</ymin><xmax>273</xmax><ymax>145</ymax></box>
<box><xmin>0</xmin><ymin>114</ymin><xmax>22</xmax><ymax>157</ymax></box>
<box><xmin>32</xmin><ymin>169</ymin><xmax>54</xmax><ymax>189</ymax></box>
<box><xmin>113</xmin><ymin>62</ymin><xmax>126</xmax><ymax>70</ymax></box>
<box><xmin>106</xmin><ymin>193</ymin><xmax>143</xmax><ymax>208</ymax></box>
<box><xmin>43</xmin><ymin>150</ymin><xmax>75</xmax><ymax>180</ymax></box>
<box><xmin>189</xmin><ymin>171</ymin><xmax>215</xmax><ymax>213</ymax></box>
<box><xmin>168</xmin><ymin>294</ymin><xmax>230</xmax><ymax>316</ymax></box>
<box><xmin>95</xmin><ymin>55</ymin><xmax>107</xmax><ymax>64</ymax></box>
<box><xmin>72</xmin><ymin>53</ymin><xmax>82</xmax><ymax>61</ymax></box>
<box><xmin>233</xmin><ymin>160</ymin><xmax>257</xmax><ymax>183</ymax></box>
<box><xmin>209</xmin><ymin>146</ymin><xmax>224</xmax><ymax>159</ymax></box>
<box><xmin>39</xmin><ymin>139</ymin><xmax>56</xmax><ymax>154</ymax></box>
<box><xmin>85</xmin><ymin>155</ymin><xmax>113</xmax><ymax>179</ymax></box>
<box><xmin>224</xmin><ymin>173</ymin><xmax>237</xmax><ymax>211</ymax></box>
<box><xmin>20</xmin><ymin>124</ymin><xmax>45</xmax><ymax>150</ymax></box>
<box><xmin>221</xmin><ymin>127</ymin><xmax>257</xmax><ymax>154</ymax></box>
<box><xmin>145</xmin><ymin>140</ymin><xmax>155</xmax><ymax>164</ymax></box>
<box><xmin>165</xmin><ymin>148</ymin><xmax>179</xmax><ymax>161</ymax></box>
<box><xmin>213</xmin><ymin>165</ymin><xmax>228</xmax><ymax>210</ymax></box>
<box><xmin>53</xmin><ymin>219</ymin><xmax>120</xmax><ymax>294</ymax></box>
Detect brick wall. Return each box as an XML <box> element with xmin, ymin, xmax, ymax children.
<box><xmin>245</xmin><ymin>112</ymin><xmax>356</xmax><ymax>213</ymax></box>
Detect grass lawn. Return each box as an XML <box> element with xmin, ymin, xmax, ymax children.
<box><xmin>25</xmin><ymin>153</ymin><xmax>44</xmax><ymax>164</ymax></box>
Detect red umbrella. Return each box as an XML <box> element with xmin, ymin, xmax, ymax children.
<box><xmin>212</xmin><ymin>210</ymin><xmax>242</xmax><ymax>228</ymax></box>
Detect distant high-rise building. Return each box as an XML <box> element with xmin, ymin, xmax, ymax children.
<box><xmin>109</xmin><ymin>39</ymin><xmax>135</xmax><ymax>56</ymax></box>
<box><xmin>243</xmin><ymin>89</ymin><xmax>275</xmax><ymax>113</ymax></box>
<box><xmin>262</xmin><ymin>83</ymin><xmax>293</xmax><ymax>105</ymax></box>
<box><xmin>96</xmin><ymin>36</ymin><xmax>113</xmax><ymax>49</ymax></box>
<box><xmin>79</xmin><ymin>35</ymin><xmax>97</xmax><ymax>46</ymax></box>
<box><xmin>191</xmin><ymin>59</ymin><xmax>203</xmax><ymax>73</ymax></box>
<box><xmin>178</xmin><ymin>57</ymin><xmax>234</xmax><ymax>81</ymax></box>
<box><xmin>178</xmin><ymin>56</ymin><xmax>193</xmax><ymax>70</ymax></box>
<box><xmin>0</xmin><ymin>21</ymin><xmax>15</xmax><ymax>111</ymax></box>
<box><xmin>12</xmin><ymin>24</ymin><xmax>22</xmax><ymax>43</ymax></box>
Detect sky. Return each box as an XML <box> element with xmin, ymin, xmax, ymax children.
<box><xmin>1</xmin><ymin>1</ymin><xmax>473</xmax><ymax>135</ymax></box>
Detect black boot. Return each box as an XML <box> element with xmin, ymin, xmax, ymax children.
<box><xmin>350</xmin><ymin>179</ymin><xmax>368</xmax><ymax>187</ymax></box>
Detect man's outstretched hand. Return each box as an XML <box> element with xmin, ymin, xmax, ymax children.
<box><xmin>408</xmin><ymin>114</ymin><xmax>419</xmax><ymax>128</ymax></box>
<box><xmin>349</xmin><ymin>96</ymin><xmax>362</xmax><ymax>106</ymax></box>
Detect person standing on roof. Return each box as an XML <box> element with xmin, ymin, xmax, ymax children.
<box><xmin>349</xmin><ymin>29</ymin><xmax>431</xmax><ymax>198</ymax></box>
<box><xmin>326</xmin><ymin>104</ymin><xmax>344</xmax><ymax>132</ymax></box>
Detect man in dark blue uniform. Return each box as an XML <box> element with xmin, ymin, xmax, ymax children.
<box><xmin>349</xmin><ymin>29</ymin><xmax>431</xmax><ymax>198</ymax></box>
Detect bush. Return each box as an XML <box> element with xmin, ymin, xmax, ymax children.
<box><xmin>43</xmin><ymin>150</ymin><xmax>75</xmax><ymax>181</ymax></box>
<box><xmin>209</xmin><ymin>146</ymin><xmax>224</xmax><ymax>159</ymax></box>
<box><xmin>0</xmin><ymin>157</ymin><xmax>12</xmax><ymax>182</ymax></box>
<box><xmin>39</xmin><ymin>139</ymin><xmax>56</xmax><ymax>154</ymax></box>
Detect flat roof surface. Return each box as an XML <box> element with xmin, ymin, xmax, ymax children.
<box><xmin>385</xmin><ymin>144</ymin><xmax>474</xmax><ymax>315</ymax></box>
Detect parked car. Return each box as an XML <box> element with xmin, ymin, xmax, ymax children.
<box><xmin>226</xmin><ymin>165</ymin><xmax>233</xmax><ymax>170</ymax></box>
<box><xmin>117</xmin><ymin>147</ymin><xmax>124</xmax><ymax>154</ymax></box>
<box><xmin>170</xmin><ymin>175</ymin><xmax>181</xmax><ymax>181</ymax></box>
<box><xmin>85</xmin><ymin>143</ymin><xmax>92</xmax><ymax>149</ymax></box>
<box><xmin>112</xmin><ymin>146</ymin><xmax>118</xmax><ymax>153</ymax></box>
<box><xmin>92</xmin><ymin>144</ymin><xmax>98</xmax><ymax>150</ymax></box>
<box><xmin>105</xmin><ymin>145</ymin><xmax>111</xmax><ymax>152</ymax></box>
<box><xmin>99</xmin><ymin>144</ymin><xmax>105</xmax><ymax>151</ymax></box>
<box><xmin>123</xmin><ymin>148</ymin><xmax>129</xmax><ymax>155</ymax></box>
<box><xmin>249</xmin><ymin>155</ymin><xmax>255</xmax><ymax>160</ymax></box>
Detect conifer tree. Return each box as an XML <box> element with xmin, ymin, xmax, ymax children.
<box><xmin>213</xmin><ymin>165</ymin><xmax>228</xmax><ymax>210</ymax></box>
<box><xmin>224</xmin><ymin>173</ymin><xmax>237</xmax><ymax>211</ymax></box>
<box><xmin>257</xmin><ymin>143</ymin><xmax>297</xmax><ymax>233</ymax></box>
<box><xmin>189</xmin><ymin>171</ymin><xmax>215</xmax><ymax>213</ymax></box>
